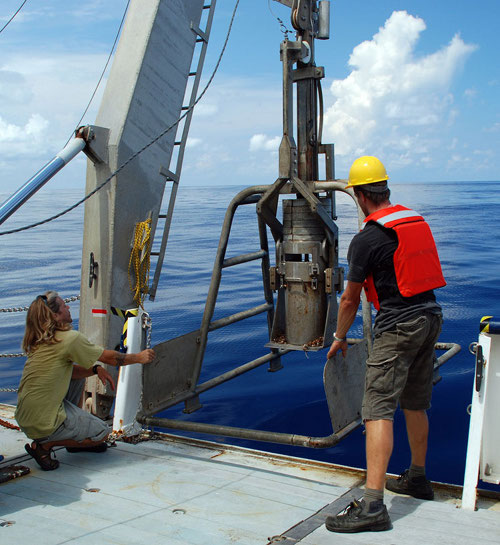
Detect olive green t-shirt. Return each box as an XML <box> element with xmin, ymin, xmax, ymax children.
<box><xmin>15</xmin><ymin>330</ymin><xmax>103</xmax><ymax>439</ymax></box>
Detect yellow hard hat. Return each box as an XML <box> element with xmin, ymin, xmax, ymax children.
<box><xmin>346</xmin><ymin>156</ymin><xmax>389</xmax><ymax>188</ymax></box>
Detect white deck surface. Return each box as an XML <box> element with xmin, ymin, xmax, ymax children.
<box><xmin>1</xmin><ymin>410</ymin><xmax>499</xmax><ymax>544</ymax></box>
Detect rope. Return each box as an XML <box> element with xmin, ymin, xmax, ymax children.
<box><xmin>0</xmin><ymin>388</ymin><xmax>18</xmax><ymax>393</ymax></box>
<box><xmin>128</xmin><ymin>219</ymin><xmax>152</xmax><ymax>308</ymax></box>
<box><xmin>0</xmin><ymin>418</ymin><xmax>20</xmax><ymax>430</ymax></box>
<box><xmin>0</xmin><ymin>0</ymin><xmax>241</xmax><ymax>238</ymax></box>
<box><xmin>0</xmin><ymin>0</ymin><xmax>29</xmax><ymax>34</ymax></box>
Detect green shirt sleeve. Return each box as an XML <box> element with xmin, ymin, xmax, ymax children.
<box><xmin>68</xmin><ymin>331</ymin><xmax>104</xmax><ymax>369</ymax></box>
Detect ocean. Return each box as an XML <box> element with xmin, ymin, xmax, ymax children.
<box><xmin>1</xmin><ymin>181</ymin><xmax>499</xmax><ymax>488</ymax></box>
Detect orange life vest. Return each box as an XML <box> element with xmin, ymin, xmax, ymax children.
<box><xmin>362</xmin><ymin>205</ymin><xmax>446</xmax><ymax>310</ymax></box>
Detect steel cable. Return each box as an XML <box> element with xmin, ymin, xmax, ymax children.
<box><xmin>0</xmin><ymin>0</ymin><xmax>241</xmax><ymax>237</ymax></box>
<box><xmin>0</xmin><ymin>0</ymin><xmax>29</xmax><ymax>34</ymax></box>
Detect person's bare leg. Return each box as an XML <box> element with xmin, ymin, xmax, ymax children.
<box><xmin>365</xmin><ymin>419</ymin><xmax>393</xmax><ymax>490</ymax></box>
<box><xmin>34</xmin><ymin>435</ymin><xmax>109</xmax><ymax>452</ymax></box>
<box><xmin>403</xmin><ymin>409</ymin><xmax>428</xmax><ymax>467</ymax></box>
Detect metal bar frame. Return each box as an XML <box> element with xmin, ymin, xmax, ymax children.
<box><xmin>138</xmin><ymin>342</ymin><xmax>459</xmax><ymax>448</ymax></box>
<box><xmin>188</xmin><ymin>185</ymin><xmax>275</xmax><ymax>393</ymax></box>
<box><xmin>138</xmin><ymin>414</ymin><xmax>360</xmax><ymax>448</ymax></box>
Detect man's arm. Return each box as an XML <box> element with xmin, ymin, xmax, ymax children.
<box><xmin>71</xmin><ymin>364</ymin><xmax>116</xmax><ymax>390</ymax></box>
<box><xmin>326</xmin><ymin>280</ymin><xmax>363</xmax><ymax>359</ymax></box>
<box><xmin>97</xmin><ymin>348</ymin><xmax>155</xmax><ymax>367</ymax></box>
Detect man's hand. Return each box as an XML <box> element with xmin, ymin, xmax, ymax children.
<box><xmin>96</xmin><ymin>366</ymin><xmax>115</xmax><ymax>390</ymax></box>
<box><xmin>327</xmin><ymin>339</ymin><xmax>348</xmax><ymax>360</ymax></box>
<box><xmin>137</xmin><ymin>349</ymin><xmax>155</xmax><ymax>364</ymax></box>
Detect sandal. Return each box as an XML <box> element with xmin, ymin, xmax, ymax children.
<box><xmin>25</xmin><ymin>442</ymin><xmax>59</xmax><ymax>471</ymax></box>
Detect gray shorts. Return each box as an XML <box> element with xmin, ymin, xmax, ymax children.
<box><xmin>41</xmin><ymin>400</ymin><xmax>110</xmax><ymax>444</ymax></box>
<box><xmin>362</xmin><ymin>313</ymin><xmax>442</xmax><ymax>421</ymax></box>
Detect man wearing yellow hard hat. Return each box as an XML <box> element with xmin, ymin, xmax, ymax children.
<box><xmin>325</xmin><ymin>156</ymin><xmax>446</xmax><ymax>533</ymax></box>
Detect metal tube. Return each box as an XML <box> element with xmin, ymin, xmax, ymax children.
<box><xmin>313</xmin><ymin>180</ymin><xmax>373</xmax><ymax>350</ymax></box>
<box><xmin>138</xmin><ymin>415</ymin><xmax>360</xmax><ymax>448</ymax></box>
<box><xmin>318</xmin><ymin>1</ymin><xmax>330</xmax><ymax>40</ymax></box>
<box><xmin>435</xmin><ymin>342</ymin><xmax>461</xmax><ymax>367</ymax></box>
<box><xmin>196</xmin><ymin>350</ymin><xmax>287</xmax><ymax>394</ymax></box>
<box><xmin>222</xmin><ymin>250</ymin><xmax>267</xmax><ymax>268</ymax></box>
<box><xmin>0</xmin><ymin>137</ymin><xmax>86</xmax><ymax>225</ymax></box>
<box><xmin>208</xmin><ymin>303</ymin><xmax>273</xmax><ymax>332</ymax></box>
<box><xmin>190</xmin><ymin>185</ymin><xmax>271</xmax><ymax>386</ymax></box>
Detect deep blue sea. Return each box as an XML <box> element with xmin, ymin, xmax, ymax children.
<box><xmin>1</xmin><ymin>182</ymin><xmax>499</xmax><ymax>488</ymax></box>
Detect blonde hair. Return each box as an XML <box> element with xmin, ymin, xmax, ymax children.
<box><xmin>22</xmin><ymin>291</ymin><xmax>71</xmax><ymax>353</ymax></box>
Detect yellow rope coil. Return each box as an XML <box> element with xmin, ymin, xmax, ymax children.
<box><xmin>128</xmin><ymin>219</ymin><xmax>152</xmax><ymax>308</ymax></box>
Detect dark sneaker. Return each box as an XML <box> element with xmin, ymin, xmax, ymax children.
<box><xmin>325</xmin><ymin>499</ymin><xmax>392</xmax><ymax>533</ymax></box>
<box><xmin>386</xmin><ymin>469</ymin><xmax>434</xmax><ymax>500</ymax></box>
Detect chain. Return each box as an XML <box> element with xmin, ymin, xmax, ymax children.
<box><xmin>0</xmin><ymin>388</ymin><xmax>18</xmax><ymax>393</ymax></box>
<box><xmin>0</xmin><ymin>295</ymin><xmax>79</xmax><ymax>360</ymax></box>
<box><xmin>0</xmin><ymin>295</ymin><xmax>80</xmax><ymax>313</ymax></box>
<box><xmin>267</xmin><ymin>0</ymin><xmax>292</xmax><ymax>40</ymax></box>
<box><xmin>143</xmin><ymin>313</ymin><xmax>152</xmax><ymax>349</ymax></box>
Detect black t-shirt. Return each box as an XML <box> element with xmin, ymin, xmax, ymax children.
<box><xmin>347</xmin><ymin>221</ymin><xmax>442</xmax><ymax>334</ymax></box>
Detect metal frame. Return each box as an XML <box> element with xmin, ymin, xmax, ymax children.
<box><xmin>139</xmin><ymin>341</ymin><xmax>460</xmax><ymax>448</ymax></box>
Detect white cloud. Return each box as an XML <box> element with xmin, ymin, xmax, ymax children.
<box><xmin>464</xmin><ymin>88</ymin><xmax>477</xmax><ymax>98</ymax></box>
<box><xmin>0</xmin><ymin>114</ymin><xmax>49</xmax><ymax>157</ymax></box>
<box><xmin>186</xmin><ymin>137</ymin><xmax>202</xmax><ymax>148</ymax></box>
<box><xmin>249</xmin><ymin>134</ymin><xmax>280</xmax><ymax>152</ymax></box>
<box><xmin>193</xmin><ymin>103</ymin><xmax>218</xmax><ymax>117</ymax></box>
<box><xmin>0</xmin><ymin>52</ymin><xmax>110</xmax><ymax>161</ymax></box>
<box><xmin>484</xmin><ymin>122</ymin><xmax>500</xmax><ymax>133</ymax></box>
<box><xmin>323</xmin><ymin>10</ymin><xmax>477</xmax><ymax>170</ymax></box>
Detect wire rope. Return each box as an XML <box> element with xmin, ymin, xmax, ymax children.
<box><xmin>0</xmin><ymin>0</ymin><xmax>28</xmax><ymax>34</ymax></box>
<box><xmin>63</xmin><ymin>0</ymin><xmax>130</xmax><ymax>147</ymax></box>
<box><xmin>0</xmin><ymin>0</ymin><xmax>240</xmax><ymax>237</ymax></box>
<box><xmin>267</xmin><ymin>0</ymin><xmax>293</xmax><ymax>40</ymax></box>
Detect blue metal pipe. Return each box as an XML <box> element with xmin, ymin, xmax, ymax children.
<box><xmin>0</xmin><ymin>137</ymin><xmax>86</xmax><ymax>225</ymax></box>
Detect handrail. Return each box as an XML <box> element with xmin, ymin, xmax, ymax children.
<box><xmin>0</xmin><ymin>137</ymin><xmax>86</xmax><ymax>225</ymax></box>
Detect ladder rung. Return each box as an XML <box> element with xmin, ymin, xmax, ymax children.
<box><xmin>158</xmin><ymin>166</ymin><xmax>179</xmax><ymax>183</ymax></box>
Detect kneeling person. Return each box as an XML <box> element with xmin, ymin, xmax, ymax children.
<box><xmin>15</xmin><ymin>291</ymin><xmax>155</xmax><ymax>470</ymax></box>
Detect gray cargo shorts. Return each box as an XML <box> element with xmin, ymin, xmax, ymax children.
<box><xmin>362</xmin><ymin>313</ymin><xmax>442</xmax><ymax>421</ymax></box>
<box><xmin>40</xmin><ymin>400</ymin><xmax>110</xmax><ymax>444</ymax></box>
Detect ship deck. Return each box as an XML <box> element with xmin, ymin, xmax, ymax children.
<box><xmin>1</xmin><ymin>405</ymin><xmax>499</xmax><ymax>545</ymax></box>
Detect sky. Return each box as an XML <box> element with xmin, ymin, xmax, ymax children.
<box><xmin>1</xmin><ymin>0</ymin><xmax>499</xmax><ymax>195</ymax></box>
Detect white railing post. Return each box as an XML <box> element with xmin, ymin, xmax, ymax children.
<box><xmin>112</xmin><ymin>308</ymin><xmax>145</xmax><ymax>437</ymax></box>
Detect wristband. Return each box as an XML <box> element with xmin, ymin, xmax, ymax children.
<box><xmin>333</xmin><ymin>334</ymin><xmax>346</xmax><ymax>343</ymax></box>
<box><xmin>92</xmin><ymin>364</ymin><xmax>100</xmax><ymax>375</ymax></box>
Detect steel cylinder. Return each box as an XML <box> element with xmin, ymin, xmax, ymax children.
<box><xmin>279</xmin><ymin>198</ymin><xmax>330</xmax><ymax>346</ymax></box>
<box><xmin>318</xmin><ymin>1</ymin><xmax>330</xmax><ymax>40</ymax></box>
